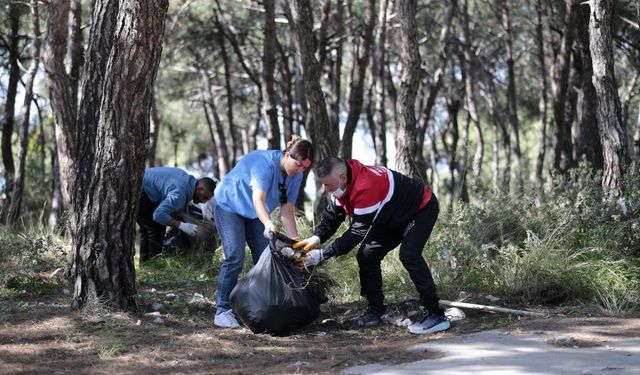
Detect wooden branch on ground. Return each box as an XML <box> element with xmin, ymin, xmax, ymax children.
<box><xmin>440</xmin><ymin>300</ymin><xmax>548</xmax><ymax>317</ymax></box>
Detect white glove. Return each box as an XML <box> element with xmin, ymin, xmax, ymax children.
<box><xmin>303</xmin><ymin>249</ymin><xmax>324</xmax><ymax>267</ymax></box>
<box><xmin>263</xmin><ymin>220</ymin><xmax>276</xmax><ymax>239</ymax></box>
<box><xmin>293</xmin><ymin>235</ymin><xmax>321</xmax><ymax>251</ymax></box>
<box><xmin>178</xmin><ymin>222</ymin><xmax>198</xmax><ymax>236</ymax></box>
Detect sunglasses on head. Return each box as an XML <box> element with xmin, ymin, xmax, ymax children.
<box><xmin>279</xmin><ymin>183</ymin><xmax>287</xmax><ymax>204</ymax></box>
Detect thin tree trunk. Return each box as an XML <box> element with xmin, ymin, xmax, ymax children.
<box><xmin>7</xmin><ymin>0</ymin><xmax>41</xmax><ymax>227</ymax></box>
<box><xmin>416</xmin><ymin>0</ymin><xmax>456</xmax><ymax>175</ymax></box>
<box><xmin>572</xmin><ymin>6</ymin><xmax>602</xmax><ymax>169</ymax></box>
<box><xmin>371</xmin><ymin>0</ymin><xmax>390</xmax><ymax>166</ymax></box>
<box><xmin>2</xmin><ymin>1</ymin><xmax>21</xmax><ymax>209</ymax></box>
<box><xmin>395</xmin><ymin>0</ymin><xmax>422</xmax><ymax>180</ymax></box>
<box><xmin>535</xmin><ymin>0</ymin><xmax>549</xmax><ymax>191</ymax></box>
<box><xmin>147</xmin><ymin>92</ymin><xmax>161</xmax><ymax>167</ymax></box>
<box><xmin>462</xmin><ymin>0</ymin><xmax>483</xmax><ymax>187</ymax></box>
<box><xmin>499</xmin><ymin>0</ymin><xmax>522</xmax><ymax>193</ymax></box>
<box><xmin>551</xmin><ymin>0</ymin><xmax>578</xmax><ymax>175</ymax></box>
<box><xmin>70</xmin><ymin>0</ymin><xmax>169</xmax><ymax>310</ymax></box>
<box><xmin>444</xmin><ymin>97</ymin><xmax>460</xmax><ymax>211</ymax></box>
<box><xmin>276</xmin><ymin>39</ymin><xmax>295</xmax><ymax>142</ymax></box>
<box><xmin>589</xmin><ymin>0</ymin><xmax>631</xmax><ymax>194</ymax></box>
<box><xmin>327</xmin><ymin>0</ymin><xmax>344</xmax><ymax>133</ymax></box>
<box><xmin>634</xmin><ymin>101</ymin><xmax>640</xmax><ymax>161</ymax></box>
<box><xmin>213</xmin><ymin>12</ymin><xmax>240</xmax><ymax>159</ymax></box>
<box><xmin>339</xmin><ymin>0</ymin><xmax>375</xmax><ymax>159</ymax></box>
<box><xmin>289</xmin><ymin>0</ymin><xmax>337</xmax><ymax>160</ymax></box>
<box><xmin>262</xmin><ymin>0</ymin><xmax>281</xmax><ymax>150</ymax></box>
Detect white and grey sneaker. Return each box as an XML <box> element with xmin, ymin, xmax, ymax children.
<box><xmin>408</xmin><ymin>312</ymin><xmax>450</xmax><ymax>335</ymax></box>
<box><xmin>214</xmin><ymin>310</ymin><xmax>240</xmax><ymax>328</ymax></box>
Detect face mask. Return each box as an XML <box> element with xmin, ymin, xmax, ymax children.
<box><xmin>331</xmin><ymin>187</ymin><xmax>345</xmax><ymax>198</ymax></box>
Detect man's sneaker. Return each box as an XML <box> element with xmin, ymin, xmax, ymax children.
<box><xmin>408</xmin><ymin>312</ymin><xmax>450</xmax><ymax>334</ymax></box>
<box><xmin>351</xmin><ymin>309</ymin><xmax>383</xmax><ymax>327</ymax></box>
<box><xmin>214</xmin><ymin>310</ymin><xmax>240</xmax><ymax>328</ymax></box>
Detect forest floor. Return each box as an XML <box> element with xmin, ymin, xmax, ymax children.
<box><xmin>2</xmin><ymin>278</ymin><xmax>640</xmax><ymax>375</ymax></box>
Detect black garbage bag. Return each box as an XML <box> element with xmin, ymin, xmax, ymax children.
<box><xmin>229</xmin><ymin>233</ymin><xmax>329</xmax><ymax>336</ymax></box>
<box><xmin>163</xmin><ymin>204</ymin><xmax>217</xmax><ymax>253</ymax></box>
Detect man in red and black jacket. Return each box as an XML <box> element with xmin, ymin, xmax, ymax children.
<box><xmin>294</xmin><ymin>156</ymin><xmax>450</xmax><ymax>335</ymax></box>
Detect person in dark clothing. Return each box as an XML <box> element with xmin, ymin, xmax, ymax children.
<box><xmin>294</xmin><ymin>156</ymin><xmax>449</xmax><ymax>335</ymax></box>
<box><xmin>137</xmin><ymin>167</ymin><xmax>216</xmax><ymax>262</ymax></box>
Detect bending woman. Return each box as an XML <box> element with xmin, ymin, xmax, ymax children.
<box><xmin>212</xmin><ymin>135</ymin><xmax>314</xmax><ymax>328</ymax></box>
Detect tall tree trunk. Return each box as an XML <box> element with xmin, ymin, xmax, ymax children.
<box><xmin>147</xmin><ymin>92</ymin><xmax>161</xmax><ymax>167</ymax></box>
<box><xmin>572</xmin><ymin>6</ymin><xmax>603</xmax><ymax>169</ymax></box>
<box><xmin>395</xmin><ymin>0</ymin><xmax>422</xmax><ymax>180</ymax></box>
<box><xmin>69</xmin><ymin>0</ymin><xmax>169</xmax><ymax>310</ymax></box>
<box><xmin>327</xmin><ymin>0</ymin><xmax>344</xmax><ymax>133</ymax></box>
<box><xmin>371</xmin><ymin>0</ymin><xmax>391</xmax><ymax>166</ymax></box>
<box><xmin>339</xmin><ymin>0</ymin><xmax>375</xmax><ymax>159</ymax></box>
<box><xmin>262</xmin><ymin>0</ymin><xmax>281</xmax><ymax>150</ymax></box>
<box><xmin>2</xmin><ymin>1</ymin><xmax>21</xmax><ymax>208</ymax></box>
<box><xmin>416</xmin><ymin>0</ymin><xmax>456</xmax><ymax>174</ymax></box>
<box><xmin>589</xmin><ymin>0</ymin><xmax>631</xmax><ymax>194</ymax></box>
<box><xmin>213</xmin><ymin>11</ymin><xmax>239</xmax><ymax>162</ymax></box>
<box><xmin>499</xmin><ymin>0</ymin><xmax>522</xmax><ymax>193</ymax></box>
<box><xmin>535</xmin><ymin>0</ymin><xmax>549</xmax><ymax>191</ymax></box>
<box><xmin>276</xmin><ymin>39</ymin><xmax>295</xmax><ymax>142</ymax></box>
<box><xmin>462</xmin><ymin>0</ymin><xmax>483</xmax><ymax>186</ymax></box>
<box><xmin>634</xmin><ymin>101</ymin><xmax>640</xmax><ymax>162</ymax></box>
<box><xmin>551</xmin><ymin>1</ymin><xmax>578</xmax><ymax>175</ymax></box>
<box><xmin>7</xmin><ymin>0</ymin><xmax>42</xmax><ymax>227</ymax></box>
<box><xmin>289</xmin><ymin>0</ymin><xmax>337</xmax><ymax>160</ymax></box>
<box><xmin>444</xmin><ymin>97</ymin><xmax>460</xmax><ymax>211</ymax></box>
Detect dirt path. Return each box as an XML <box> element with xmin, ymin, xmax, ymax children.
<box><xmin>1</xmin><ymin>293</ymin><xmax>638</xmax><ymax>374</ymax></box>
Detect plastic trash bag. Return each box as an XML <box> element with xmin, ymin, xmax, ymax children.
<box><xmin>229</xmin><ymin>233</ymin><xmax>329</xmax><ymax>336</ymax></box>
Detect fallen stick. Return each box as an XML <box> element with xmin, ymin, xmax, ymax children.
<box><xmin>440</xmin><ymin>300</ymin><xmax>548</xmax><ymax>317</ymax></box>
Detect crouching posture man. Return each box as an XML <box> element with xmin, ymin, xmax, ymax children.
<box><xmin>294</xmin><ymin>157</ymin><xmax>449</xmax><ymax>335</ymax></box>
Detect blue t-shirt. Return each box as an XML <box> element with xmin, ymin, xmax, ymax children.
<box><xmin>143</xmin><ymin>167</ymin><xmax>197</xmax><ymax>225</ymax></box>
<box><xmin>214</xmin><ymin>150</ymin><xmax>302</xmax><ymax>219</ymax></box>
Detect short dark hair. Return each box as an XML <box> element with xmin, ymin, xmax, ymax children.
<box><xmin>316</xmin><ymin>156</ymin><xmax>346</xmax><ymax>178</ymax></box>
<box><xmin>286</xmin><ymin>135</ymin><xmax>314</xmax><ymax>162</ymax></box>
<box><xmin>197</xmin><ymin>177</ymin><xmax>216</xmax><ymax>193</ymax></box>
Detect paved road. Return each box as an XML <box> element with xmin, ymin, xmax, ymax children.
<box><xmin>343</xmin><ymin>328</ymin><xmax>640</xmax><ymax>375</ymax></box>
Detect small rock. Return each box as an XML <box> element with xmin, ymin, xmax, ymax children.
<box><xmin>152</xmin><ymin>302</ymin><xmax>164</xmax><ymax>311</ymax></box>
<box><xmin>135</xmin><ymin>319</ymin><xmax>141</xmax><ymax>326</ymax></box>
<box><xmin>62</xmin><ymin>288</ymin><xmax>71</xmax><ymax>296</ymax></box>
<box><xmin>151</xmin><ymin>288</ymin><xmax>157</xmax><ymax>293</ymax></box>
<box><xmin>153</xmin><ymin>317</ymin><xmax>164</xmax><ymax>324</ymax></box>
<box><xmin>445</xmin><ymin>307</ymin><xmax>466</xmax><ymax>321</ymax></box>
<box><xmin>189</xmin><ymin>292</ymin><xmax>206</xmax><ymax>304</ymax></box>
<box><xmin>165</xmin><ymin>293</ymin><xmax>177</xmax><ymax>298</ymax></box>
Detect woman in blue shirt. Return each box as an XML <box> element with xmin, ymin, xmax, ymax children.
<box><xmin>212</xmin><ymin>135</ymin><xmax>314</xmax><ymax>328</ymax></box>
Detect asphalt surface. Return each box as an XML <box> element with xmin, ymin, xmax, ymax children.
<box><xmin>343</xmin><ymin>328</ymin><xmax>640</xmax><ymax>375</ymax></box>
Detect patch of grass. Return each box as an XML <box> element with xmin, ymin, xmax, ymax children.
<box><xmin>98</xmin><ymin>340</ymin><xmax>126</xmax><ymax>359</ymax></box>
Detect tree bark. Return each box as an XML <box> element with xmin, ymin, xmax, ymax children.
<box><xmin>339</xmin><ymin>0</ymin><xmax>375</xmax><ymax>159</ymax></box>
<box><xmin>2</xmin><ymin>1</ymin><xmax>22</xmax><ymax>208</ymax></box>
<box><xmin>326</xmin><ymin>0</ymin><xmax>344</xmax><ymax>135</ymax></box>
<box><xmin>589</xmin><ymin>0</ymin><xmax>631</xmax><ymax>194</ymax></box>
<box><xmin>371</xmin><ymin>0</ymin><xmax>391</xmax><ymax>166</ymax></box>
<box><xmin>69</xmin><ymin>0</ymin><xmax>169</xmax><ymax>310</ymax></box>
<box><xmin>499</xmin><ymin>0</ymin><xmax>522</xmax><ymax>193</ymax></box>
<box><xmin>261</xmin><ymin>0</ymin><xmax>281</xmax><ymax>150</ymax></box>
<box><xmin>395</xmin><ymin>0</ymin><xmax>422</xmax><ymax>180</ymax></box>
<box><xmin>416</xmin><ymin>0</ymin><xmax>456</xmax><ymax>174</ymax></box>
<box><xmin>551</xmin><ymin>1</ymin><xmax>578</xmax><ymax>175</ymax></box>
<box><xmin>572</xmin><ymin>6</ymin><xmax>603</xmax><ymax>169</ymax></box>
<box><xmin>289</xmin><ymin>0</ymin><xmax>337</xmax><ymax>160</ymax></box>
<box><xmin>535</xmin><ymin>0</ymin><xmax>549</xmax><ymax>190</ymax></box>
<box><xmin>7</xmin><ymin>0</ymin><xmax>42</xmax><ymax>227</ymax></box>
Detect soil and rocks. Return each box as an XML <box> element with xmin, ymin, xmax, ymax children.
<box><xmin>2</xmin><ymin>286</ymin><xmax>639</xmax><ymax>375</ymax></box>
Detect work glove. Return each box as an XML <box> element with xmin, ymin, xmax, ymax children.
<box><xmin>293</xmin><ymin>235</ymin><xmax>321</xmax><ymax>251</ymax></box>
<box><xmin>178</xmin><ymin>222</ymin><xmax>198</xmax><ymax>236</ymax></box>
<box><xmin>303</xmin><ymin>249</ymin><xmax>324</xmax><ymax>267</ymax></box>
<box><xmin>263</xmin><ymin>220</ymin><xmax>276</xmax><ymax>239</ymax></box>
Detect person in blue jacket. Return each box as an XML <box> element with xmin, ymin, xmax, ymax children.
<box><xmin>212</xmin><ymin>135</ymin><xmax>314</xmax><ymax>328</ymax></box>
<box><xmin>137</xmin><ymin>167</ymin><xmax>216</xmax><ymax>262</ymax></box>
